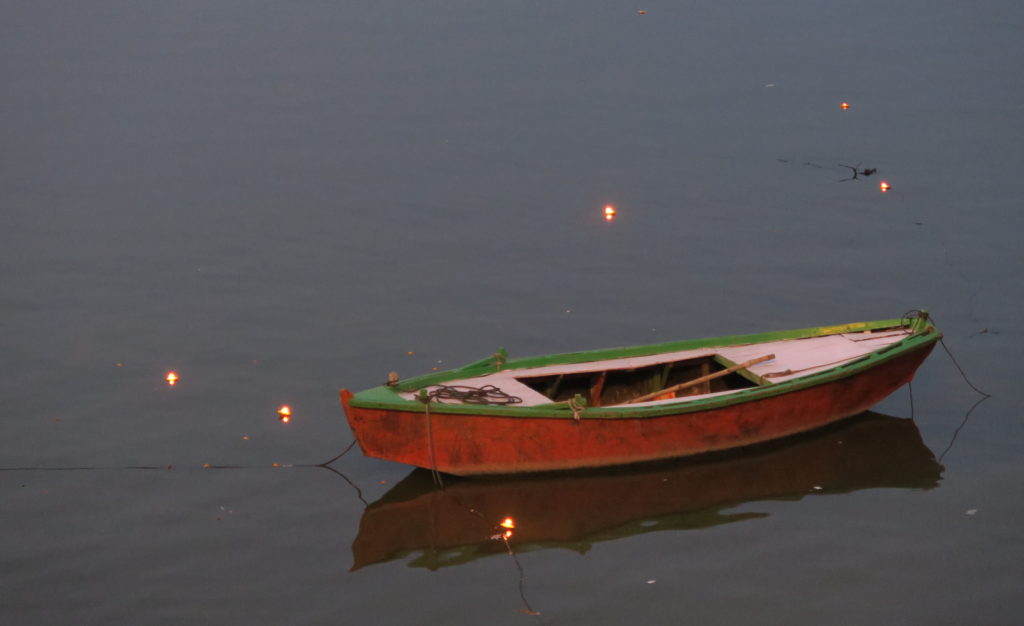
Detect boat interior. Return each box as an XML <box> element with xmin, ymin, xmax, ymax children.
<box><xmin>517</xmin><ymin>354</ymin><xmax>760</xmax><ymax>406</ymax></box>
<box><xmin>400</xmin><ymin>326</ymin><xmax>913</xmax><ymax>408</ymax></box>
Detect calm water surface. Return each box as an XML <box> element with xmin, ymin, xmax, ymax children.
<box><xmin>3</xmin><ymin>2</ymin><xmax>1022</xmax><ymax>624</ymax></box>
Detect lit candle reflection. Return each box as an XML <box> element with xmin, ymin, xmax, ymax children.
<box><xmin>500</xmin><ymin>516</ymin><xmax>515</xmax><ymax>539</ymax></box>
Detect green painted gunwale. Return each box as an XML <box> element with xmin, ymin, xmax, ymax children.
<box><xmin>348</xmin><ymin>315</ymin><xmax>940</xmax><ymax>419</ymax></box>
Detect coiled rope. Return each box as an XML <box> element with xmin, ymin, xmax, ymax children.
<box><xmin>425</xmin><ymin>384</ymin><xmax>523</xmax><ymax>405</ymax></box>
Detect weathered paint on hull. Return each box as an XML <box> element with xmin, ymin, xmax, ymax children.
<box><xmin>341</xmin><ymin>342</ymin><xmax>935</xmax><ymax>476</ymax></box>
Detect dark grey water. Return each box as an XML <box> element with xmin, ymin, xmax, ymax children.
<box><xmin>3</xmin><ymin>2</ymin><xmax>1022</xmax><ymax>624</ymax></box>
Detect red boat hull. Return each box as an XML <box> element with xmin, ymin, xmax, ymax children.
<box><xmin>341</xmin><ymin>342</ymin><xmax>934</xmax><ymax>476</ymax></box>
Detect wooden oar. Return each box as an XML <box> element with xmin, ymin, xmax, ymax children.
<box><xmin>625</xmin><ymin>354</ymin><xmax>775</xmax><ymax>404</ymax></box>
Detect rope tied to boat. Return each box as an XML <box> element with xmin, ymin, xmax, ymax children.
<box><xmin>412</xmin><ymin>385</ymin><xmax>525</xmax><ymax>489</ymax></box>
<box><xmin>567</xmin><ymin>394</ymin><xmax>585</xmax><ymax>422</ymax></box>
<box><xmin>416</xmin><ymin>390</ymin><xmax>445</xmax><ymax>489</ymax></box>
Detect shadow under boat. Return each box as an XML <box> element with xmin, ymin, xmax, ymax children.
<box><xmin>351</xmin><ymin>412</ymin><xmax>942</xmax><ymax>571</ymax></box>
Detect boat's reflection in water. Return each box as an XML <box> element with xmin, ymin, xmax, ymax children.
<box><xmin>351</xmin><ymin>412</ymin><xmax>942</xmax><ymax>570</ymax></box>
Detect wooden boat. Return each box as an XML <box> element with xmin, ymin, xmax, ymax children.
<box><xmin>340</xmin><ymin>312</ymin><xmax>940</xmax><ymax>476</ymax></box>
<box><xmin>350</xmin><ymin>413</ymin><xmax>942</xmax><ymax>570</ymax></box>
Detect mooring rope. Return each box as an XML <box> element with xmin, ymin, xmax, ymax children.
<box><xmin>415</xmin><ymin>391</ymin><xmax>444</xmax><ymax>489</ymax></box>
<box><xmin>317</xmin><ymin>438</ymin><xmax>358</xmax><ymax>467</ymax></box>
<box><xmin>567</xmin><ymin>395</ymin><xmax>585</xmax><ymax>422</ymax></box>
<box><xmin>898</xmin><ymin>311</ymin><xmax>991</xmax><ymax>462</ymax></box>
<box><xmin>423</xmin><ymin>399</ymin><xmax>444</xmax><ymax>489</ymax></box>
<box><xmin>413</xmin><ymin>384</ymin><xmax>524</xmax><ymax>489</ymax></box>
<box><xmin>937</xmin><ymin>337</ymin><xmax>991</xmax><ymax>398</ymax></box>
<box><xmin>938</xmin><ymin>394</ymin><xmax>990</xmax><ymax>463</ymax></box>
<box><xmin>931</xmin><ymin>333</ymin><xmax>991</xmax><ymax>463</ymax></box>
<box><xmin>908</xmin><ymin>310</ymin><xmax>991</xmax><ymax>398</ymax></box>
